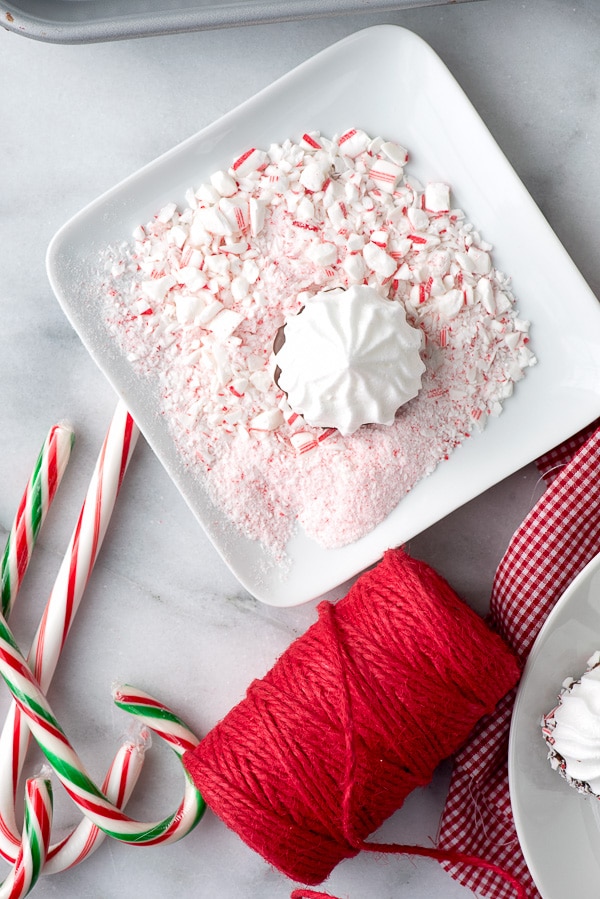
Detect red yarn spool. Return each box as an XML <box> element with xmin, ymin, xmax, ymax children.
<box><xmin>184</xmin><ymin>548</ymin><xmax>520</xmax><ymax>889</ymax></box>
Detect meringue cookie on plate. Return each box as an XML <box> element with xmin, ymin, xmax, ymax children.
<box><xmin>273</xmin><ymin>284</ymin><xmax>425</xmax><ymax>436</ymax></box>
<box><xmin>542</xmin><ymin>651</ymin><xmax>600</xmax><ymax>797</ymax></box>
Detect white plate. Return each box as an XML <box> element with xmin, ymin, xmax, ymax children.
<box><xmin>47</xmin><ymin>24</ymin><xmax>600</xmax><ymax>607</ymax></box>
<box><xmin>509</xmin><ymin>553</ymin><xmax>600</xmax><ymax>898</ymax></box>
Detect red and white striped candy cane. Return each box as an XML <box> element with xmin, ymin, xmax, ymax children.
<box><xmin>0</xmin><ymin>774</ymin><xmax>52</xmax><ymax>899</ymax></box>
<box><xmin>43</xmin><ymin>735</ymin><xmax>148</xmax><ymax>874</ymax></box>
<box><xmin>0</xmin><ymin>422</ymin><xmax>72</xmax><ymax>866</ymax></box>
<box><xmin>0</xmin><ymin>618</ymin><xmax>204</xmax><ymax>846</ymax></box>
<box><xmin>31</xmin><ymin>400</ymin><xmax>138</xmax><ymax>682</ymax></box>
<box><xmin>0</xmin><ymin>403</ymin><xmax>143</xmax><ymax>867</ymax></box>
<box><xmin>1</xmin><ymin>422</ymin><xmax>74</xmax><ymax>619</ymax></box>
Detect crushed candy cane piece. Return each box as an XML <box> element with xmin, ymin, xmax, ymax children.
<box><xmin>369</xmin><ymin>158</ymin><xmax>403</xmax><ymax>193</ymax></box>
<box><xmin>425</xmin><ymin>182</ymin><xmax>450</xmax><ymax>213</ymax></box>
<box><xmin>250</xmin><ymin>409</ymin><xmax>284</xmax><ymax>431</ymax></box>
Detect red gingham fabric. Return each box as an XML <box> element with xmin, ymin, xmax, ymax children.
<box><xmin>534</xmin><ymin>420</ymin><xmax>599</xmax><ymax>485</ymax></box>
<box><xmin>437</xmin><ymin>420</ymin><xmax>600</xmax><ymax>898</ymax></box>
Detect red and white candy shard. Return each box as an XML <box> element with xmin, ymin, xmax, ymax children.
<box><xmin>274</xmin><ymin>285</ymin><xmax>425</xmax><ymax>436</ymax></box>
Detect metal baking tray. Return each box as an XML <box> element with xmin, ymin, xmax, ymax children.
<box><xmin>2</xmin><ymin>0</ymin><xmax>476</xmax><ymax>44</ymax></box>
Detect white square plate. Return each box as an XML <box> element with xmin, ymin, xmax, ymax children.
<box><xmin>47</xmin><ymin>25</ymin><xmax>600</xmax><ymax>606</ymax></box>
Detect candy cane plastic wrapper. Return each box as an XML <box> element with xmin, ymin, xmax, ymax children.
<box><xmin>0</xmin><ymin>404</ymin><xmax>148</xmax><ymax>871</ymax></box>
<box><xmin>1</xmin><ymin>423</ymin><xmax>74</xmax><ymax>619</ymax></box>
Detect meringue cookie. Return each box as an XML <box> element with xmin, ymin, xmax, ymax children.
<box><xmin>542</xmin><ymin>651</ymin><xmax>600</xmax><ymax>796</ymax></box>
<box><xmin>273</xmin><ymin>285</ymin><xmax>425</xmax><ymax>436</ymax></box>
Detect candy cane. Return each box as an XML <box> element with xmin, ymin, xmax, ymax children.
<box><xmin>30</xmin><ymin>400</ymin><xmax>138</xmax><ymax>687</ymax></box>
<box><xmin>42</xmin><ymin>735</ymin><xmax>147</xmax><ymax>875</ymax></box>
<box><xmin>0</xmin><ymin>618</ymin><xmax>205</xmax><ymax>845</ymax></box>
<box><xmin>0</xmin><ymin>403</ymin><xmax>144</xmax><ymax>867</ymax></box>
<box><xmin>0</xmin><ymin>774</ymin><xmax>52</xmax><ymax>899</ymax></box>
<box><xmin>0</xmin><ymin>404</ymin><xmax>203</xmax><ymax>872</ymax></box>
<box><xmin>0</xmin><ymin>422</ymin><xmax>72</xmax><ymax>865</ymax></box>
<box><xmin>112</xmin><ymin>685</ymin><xmax>199</xmax><ymax>759</ymax></box>
<box><xmin>0</xmin><ymin>714</ymin><xmax>147</xmax><ymax>871</ymax></box>
<box><xmin>1</xmin><ymin>422</ymin><xmax>74</xmax><ymax>618</ymax></box>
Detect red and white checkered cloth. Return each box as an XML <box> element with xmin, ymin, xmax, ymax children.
<box><xmin>437</xmin><ymin>419</ymin><xmax>600</xmax><ymax>898</ymax></box>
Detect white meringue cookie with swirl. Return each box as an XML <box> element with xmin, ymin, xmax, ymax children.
<box><xmin>542</xmin><ymin>651</ymin><xmax>600</xmax><ymax>796</ymax></box>
<box><xmin>273</xmin><ymin>285</ymin><xmax>425</xmax><ymax>436</ymax></box>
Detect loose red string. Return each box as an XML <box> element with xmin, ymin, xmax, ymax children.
<box><xmin>184</xmin><ymin>548</ymin><xmax>524</xmax><ymax>897</ymax></box>
<box><xmin>290</xmin><ymin>844</ymin><xmax>526</xmax><ymax>898</ymax></box>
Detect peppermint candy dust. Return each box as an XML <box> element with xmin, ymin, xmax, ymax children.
<box><xmin>100</xmin><ymin>128</ymin><xmax>536</xmax><ymax>560</ymax></box>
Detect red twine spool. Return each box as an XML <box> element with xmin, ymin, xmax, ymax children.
<box><xmin>184</xmin><ymin>548</ymin><xmax>522</xmax><ymax>894</ymax></box>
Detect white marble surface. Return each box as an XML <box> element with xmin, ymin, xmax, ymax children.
<box><xmin>0</xmin><ymin>1</ymin><xmax>598</xmax><ymax>896</ymax></box>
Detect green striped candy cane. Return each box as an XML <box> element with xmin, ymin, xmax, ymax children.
<box><xmin>1</xmin><ymin>423</ymin><xmax>74</xmax><ymax>618</ymax></box>
<box><xmin>0</xmin><ymin>609</ymin><xmax>205</xmax><ymax>846</ymax></box>
<box><xmin>0</xmin><ymin>774</ymin><xmax>52</xmax><ymax>898</ymax></box>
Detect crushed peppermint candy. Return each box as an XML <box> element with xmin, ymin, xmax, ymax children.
<box><xmin>99</xmin><ymin>128</ymin><xmax>536</xmax><ymax>560</ymax></box>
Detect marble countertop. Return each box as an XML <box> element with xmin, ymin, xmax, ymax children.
<box><xmin>1</xmin><ymin>1</ymin><xmax>599</xmax><ymax>896</ymax></box>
